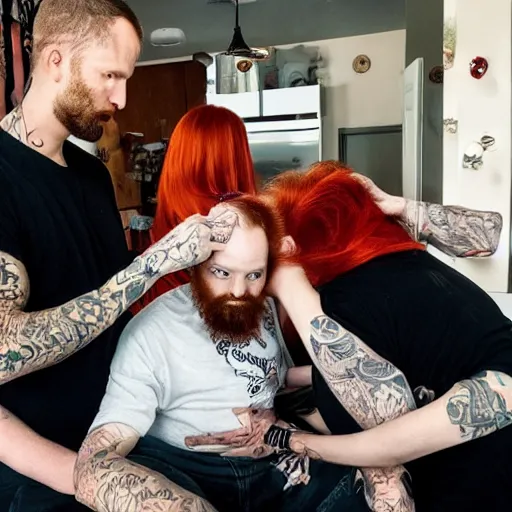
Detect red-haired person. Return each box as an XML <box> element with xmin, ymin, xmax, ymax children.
<box><xmin>193</xmin><ymin>161</ymin><xmax>510</xmax><ymax>512</ymax></box>
<box><xmin>133</xmin><ymin>104</ymin><xmax>258</xmax><ymax>312</ymax></box>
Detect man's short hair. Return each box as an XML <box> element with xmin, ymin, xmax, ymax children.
<box><xmin>32</xmin><ymin>0</ymin><xmax>143</xmax><ymax>65</ymax></box>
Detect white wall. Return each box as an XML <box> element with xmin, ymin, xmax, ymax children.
<box><xmin>442</xmin><ymin>0</ymin><xmax>511</xmax><ymax>292</ymax></box>
<box><xmin>279</xmin><ymin>31</ymin><xmax>406</xmax><ymax>160</ymax></box>
<box><xmin>141</xmin><ymin>32</ymin><xmax>406</xmax><ymax>161</ymax></box>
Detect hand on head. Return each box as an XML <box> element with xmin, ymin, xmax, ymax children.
<box><xmin>205</xmin><ymin>204</ymin><xmax>241</xmax><ymax>250</ymax></box>
<box><xmin>141</xmin><ymin>205</ymin><xmax>239</xmax><ymax>278</ymax></box>
<box><xmin>352</xmin><ymin>173</ymin><xmax>406</xmax><ymax>217</ymax></box>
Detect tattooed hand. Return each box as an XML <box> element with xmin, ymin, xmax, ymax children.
<box><xmin>141</xmin><ymin>205</ymin><xmax>239</xmax><ymax>278</ymax></box>
<box><xmin>184</xmin><ymin>407</ymin><xmax>292</xmax><ymax>458</ymax></box>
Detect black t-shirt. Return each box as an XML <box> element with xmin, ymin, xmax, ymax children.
<box><xmin>314</xmin><ymin>249</ymin><xmax>512</xmax><ymax>511</ymax></box>
<box><xmin>0</xmin><ymin>130</ymin><xmax>132</xmax><ymax>451</ymax></box>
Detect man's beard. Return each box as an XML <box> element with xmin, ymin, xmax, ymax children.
<box><xmin>53</xmin><ymin>70</ymin><xmax>114</xmax><ymax>142</ymax></box>
<box><xmin>190</xmin><ymin>271</ymin><xmax>267</xmax><ymax>344</ymax></box>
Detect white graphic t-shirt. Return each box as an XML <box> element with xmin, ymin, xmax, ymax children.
<box><xmin>90</xmin><ymin>284</ymin><xmax>292</xmax><ymax>451</ymax></box>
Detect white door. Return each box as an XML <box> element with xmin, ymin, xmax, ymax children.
<box><xmin>402</xmin><ymin>58</ymin><xmax>424</xmax><ymax>201</ymax></box>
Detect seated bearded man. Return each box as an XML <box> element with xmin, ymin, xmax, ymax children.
<box><xmin>73</xmin><ymin>195</ymin><xmax>370</xmax><ymax>512</ymax></box>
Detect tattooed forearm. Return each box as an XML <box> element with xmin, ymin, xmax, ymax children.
<box><xmin>402</xmin><ymin>200</ymin><xmax>502</xmax><ymax>257</ymax></box>
<box><xmin>309</xmin><ymin>315</ymin><xmax>417</xmax><ymax>511</ymax></box>
<box><xmin>0</xmin><ymin>254</ymin><xmax>158</xmax><ymax>384</ymax></box>
<box><xmin>446</xmin><ymin>370</ymin><xmax>512</xmax><ymax>441</ymax></box>
<box><xmin>310</xmin><ymin>315</ymin><xmax>417</xmax><ymax>427</ymax></box>
<box><xmin>0</xmin><ymin>208</ymin><xmax>238</xmax><ymax>384</ymax></box>
<box><xmin>75</xmin><ymin>424</ymin><xmax>215</xmax><ymax>512</ymax></box>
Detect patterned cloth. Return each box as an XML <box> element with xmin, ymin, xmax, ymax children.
<box><xmin>0</xmin><ymin>0</ymin><xmax>42</xmax><ymax>115</ymax></box>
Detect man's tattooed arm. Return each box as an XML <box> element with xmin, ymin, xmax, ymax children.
<box><xmin>0</xmin><ymin>208</ymin><xmax>238</xmax><ymax>384</ymax></box>
<box><xmin>75</xmin><ymin>423</ymin><xmax>215</xmax><ymax>512</ymax></box>
<box><xmin>289</xmin><ymin>370</ymin><xmax>512</xmax><ymax>468</ymax></box>
<box><xmin>401</xmin><ymin>200</ymin><xmax>502</xmax><ymax>258</ymax></box>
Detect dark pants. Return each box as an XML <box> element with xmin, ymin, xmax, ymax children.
<box><xmin>130</xmin><ymin>435</ymin><xmax>369</xmax><ymax>512</ymax></box>
<box><xmin>0</xmin><ymin>436</ymin><xmax>369</xmax><ymax>512</ymax></box>
<box><xmin>0</xmin><ymin>465</ymin><xmax>87</xmax><ymax>512</ymax></box>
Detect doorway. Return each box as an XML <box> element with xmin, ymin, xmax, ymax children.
<box><xmin>338</xmin><ymin>125</ymin><xmax>403</xmax><ymax>196</ymax></box>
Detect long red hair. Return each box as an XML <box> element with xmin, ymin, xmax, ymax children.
<box><xmin>263</xmin><ymin>161</ymin><xmax>424</xmax><ymax>364</ymax></box>
<box><xmin>136</xmin><ymin>105</ymin><xmax>257</xmax><ymax>311</ymax></box>
<box><xmin>263</xmin><ymin>160</ymin><xmax>424</xmax><ymax>288</ymax></box>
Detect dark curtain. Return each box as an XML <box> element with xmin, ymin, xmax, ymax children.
<box><xmin>0</xmin><ymin>0</ymin><xmax>42</xmax><ymax>117</ymax></box>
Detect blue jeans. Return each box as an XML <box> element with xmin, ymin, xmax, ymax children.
<box><xmin>131</xmin><ymin>435</ymin><xmax>369</xmax><ymax>512</ymax></box>
<box><xmin>0</xmin><ymin>436</ymin><xmax>369</xmax><ymax>511</ymax></box>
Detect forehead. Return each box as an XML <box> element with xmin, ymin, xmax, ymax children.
<box><xmin>210</xmin><ymin>225</ymin><xmax>269</xmax><ymax>272</ymax></box>
<box><xmin>81</xmin><ymin>18</ymin><xmax>140</xmax><ymax>73</ymax></box>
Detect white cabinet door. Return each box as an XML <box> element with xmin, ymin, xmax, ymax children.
<box><xmin>206</xmin><ymin>91</ymin><xmax>260</xmax><ymax>118</ymax></box>
<box><xmin>402</xmin><ymin>58</ymin><xmax>424</xmax><ymax>201</ymax></box>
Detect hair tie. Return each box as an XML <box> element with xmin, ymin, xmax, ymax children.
<box><xmin>218</xmin><ymin>191</ymin><xmax>243</xmax><ymax>202</ymax></box>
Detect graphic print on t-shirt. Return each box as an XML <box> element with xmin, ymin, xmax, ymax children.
<box><xmin>215</xmin><ymin>308</ymin><xmax>283</xmax><ymax>408</ymax></box>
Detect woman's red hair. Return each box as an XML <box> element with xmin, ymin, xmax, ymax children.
<box><xmin>135</xmin><ymin>105</ymin><xmax>257</xmax><ymax>311</ymax></box>
<box><xmin>263</xmin><ymin>160</ymin><xmax>424</xmax><ymax>288</ymax></box>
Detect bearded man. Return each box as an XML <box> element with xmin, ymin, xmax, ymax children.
<box><xmin>73</xmin><ymin>195</ymin><xmax>370</xmax><ymax>512</ymax></box>
<box><xmin>0</xmin><ymin>2</ymin><xmax>233</xmax><ymax>511</ymax></box>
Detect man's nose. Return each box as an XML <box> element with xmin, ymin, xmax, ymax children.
<box><xmin>231</xmin><ymin>277</ymin><xmax>247</xmax><ymax>298</ymax></box>
<box><xmin>109</xmin><ymin>82</ymin><xmax>127</xmax><ymax>111</ymax></box>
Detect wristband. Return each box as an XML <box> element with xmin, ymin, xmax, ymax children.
<box><xmin>264</xmin><ymin>425</ymin><xmax>292</xmax><ymax>451</ymax></box>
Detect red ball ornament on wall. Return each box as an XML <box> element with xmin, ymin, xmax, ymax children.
<box><xmin>469</xmin><ymin>56</ymin><xmax>488</xmax><ymax>79</ymax></box>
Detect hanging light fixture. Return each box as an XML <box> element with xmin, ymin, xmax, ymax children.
<box><xmin>222</xmin><ymin>0</ymin><xmax>269</xmax><ymax>62</ymax></box>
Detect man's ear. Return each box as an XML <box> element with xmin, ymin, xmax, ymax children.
<box><xmin>40</xmin><ymin>46</ymin><xmax>66</xmax><ymax>83</ymax></box>
<box><xmin>280</xmin><ymin>236</ymin><xmax>296</xmax><ymax>256</ymax></box>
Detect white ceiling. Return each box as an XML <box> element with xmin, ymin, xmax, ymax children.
<box><xmin>126</xmin><ymin>0</ymin><xmax>405</xmax><ymax>62</ymax></box>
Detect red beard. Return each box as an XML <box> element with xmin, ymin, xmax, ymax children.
<box><xmin>190</xmin><ymin>271</ymin><xmax>267</xmax><ymax>343</ymax></box>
